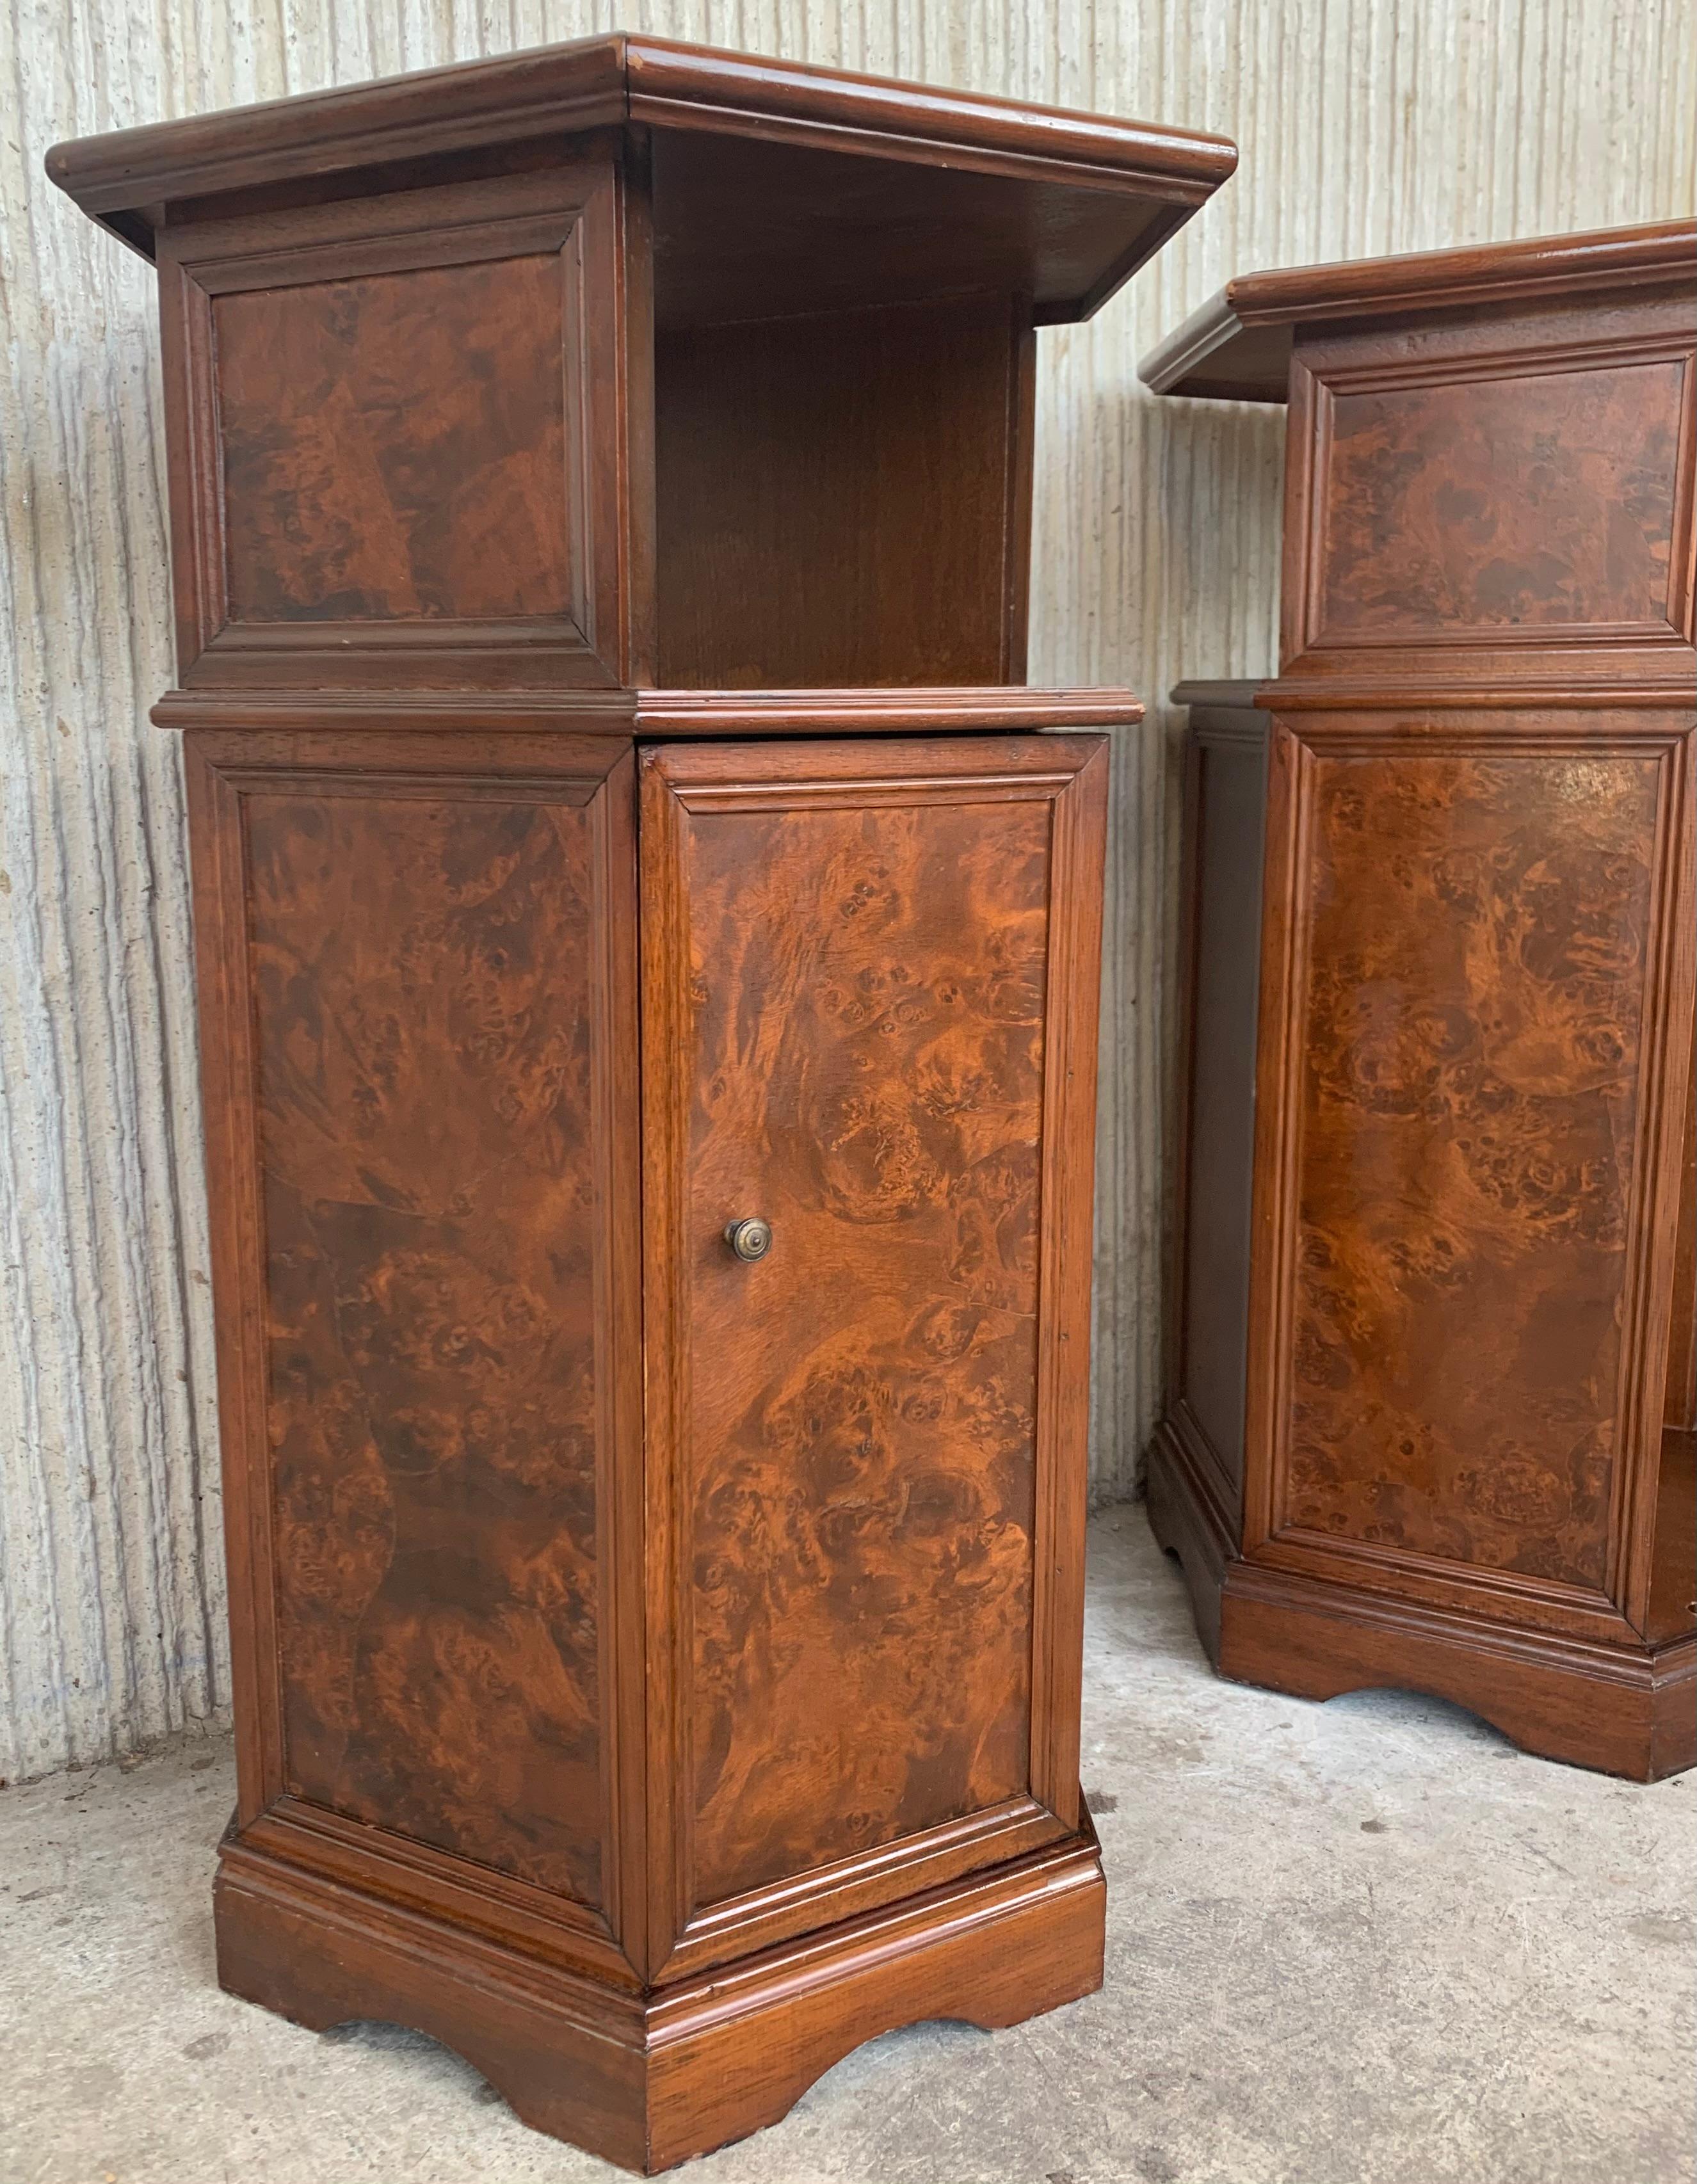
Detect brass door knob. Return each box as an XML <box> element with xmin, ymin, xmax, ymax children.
<box><xmin>724</xmin><ymin>1217</ymin><xmax>773</xmax><ymax>1263</ymax></box>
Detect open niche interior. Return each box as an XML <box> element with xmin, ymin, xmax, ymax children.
<box><xmin>644</xmin><ymin>130</ymin><xmax>1073</xmax><ymax>690</ymax></box>
<box><xmin>652</xmin><ymin>291</ymin><xmax>1032</xmax><ymax>689</ymax></box>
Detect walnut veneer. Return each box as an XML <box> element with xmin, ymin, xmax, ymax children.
<box><xmin>1143</xmin><ymin>223</ymin><xmax>1696</xmax><ymax>1781</ymax></box>
<box><xmin>49</xmin><ymin>35</ymin><xmax>1235</xmax><ymax>2171</ymax></box>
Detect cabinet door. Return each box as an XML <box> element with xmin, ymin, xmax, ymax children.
<box><xmin>640</xmin><ymin>734</ymin><xmax>1107</xmax><ymax>1980</ymax></box>
<box><xmin>186</xmin><ymin>729</ymin><xmax>643</xmax><ymax>1976</ymax></box>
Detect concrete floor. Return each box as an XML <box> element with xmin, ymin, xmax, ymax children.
<box><xmin>3</xmin><ymin>1510</ymin><xmax>1693</xmax><ymax>2184</ymax></box>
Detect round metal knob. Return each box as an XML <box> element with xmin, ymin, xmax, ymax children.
<box><xmin>724</xmin><ymin>1217</ymin><xmax>773</xmax><ymax>1263</ymax></box>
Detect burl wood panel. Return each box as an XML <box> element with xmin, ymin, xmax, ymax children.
<box><xmin>216</xmin><ymin>253</ymin><xmax>574</xmax><ymax>623</ymax></box>
<box><xmin>679</xmin><ymin>794</ymin><xmax>1051</xmax><ymax>1907</ymax></box>
<box><xmin>1317</xmin><ymin>360</ymin><xmax>1686</xmax><ymax>640</ymax></box>
<box><xmin>1285</xmin><ymin>744</ymin><xmax>1662</xmax><ymax>1590</ymax></box>
<box><xmin>248</xmin><ymin>782</ymin><xmax>604</xmax><ymax>1901</ymax></box>
<box><xmin>654</xmin><ymin>297</ymin><xmax>1029</xmax><ymax>688</ymax></box>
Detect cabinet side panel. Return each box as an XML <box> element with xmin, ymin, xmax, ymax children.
<box><xmin>1664</xmin><ymin>1011</ymin><xmax>1697</xmax><ymax>1439</ymax></box>
<box><xmin>156</xmin><ymin>163</ymin><xmax>629</xmax><ymax>691</ymax></box>
<box><xmin>1175</xmin><ymin>711</ymin><xmax>1269</xmax><ymax>1510</ymax></box>
<box><xmin>1643</xmin><ymin>1427</ymin><xmax>1696</xmax><ymax>1646</ymax></box>
<box><xmin>242</xmin><ymin>768</ymin><xmax>609</xmax><ymax>1904</ymax></box>
<box><xmin>1645</xmin><ymin>937</ymin><xmax>1697</xmax><ymax>1646</ymax></box>
<box><xmin>1279</xmin><ymin>294</ymin><xmax>1697</xmax><ymax>682</ymax></box>
<box><xmin>185</xmin><ymin>734</ymin><xmax>280</xmax><ymax>1822</ymax></box>
<box><xmin>215</xmin><ymin>253</ymin><xmax>574</xmax><ymax>625</ymax></box>
<box><xmin>1280</xmin><ymin>730</ymin><xmax>1663</xmax><ymax>1594</ymax></box>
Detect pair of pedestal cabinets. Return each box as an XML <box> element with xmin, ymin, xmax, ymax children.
<box><xmin>50</xmin><ymin>31</ymin><xmax>1694</xmax><ymax>2176</ymax></box>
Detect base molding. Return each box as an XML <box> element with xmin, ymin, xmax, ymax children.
<box><xmin>215</xmin><ymin>1819</ymin><xmax>1106</xmax><ymax>2174</ymax></box>
<box><xmin>1146</xmin><ymin>1422</ymin><xmax>1696</xmax><ymax>1782</ymax></box>
<box><xmin>1146</xmin><ymin>1415</ymin><xmax>1235</xmax><ymax>1663</ymax></box>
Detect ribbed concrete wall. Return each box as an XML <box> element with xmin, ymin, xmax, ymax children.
<box><xmin>3</xmin><ymin>0</ymin><xmax>1693</xmax><ymax>1781</ymax></box>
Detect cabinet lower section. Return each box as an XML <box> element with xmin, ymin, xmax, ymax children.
<box><xmin>185</xmin><ymin>712</ymin><xmax>1111</xmax><ymax>2169</ymax></box>
<box><xmin>1159</xmin><ymin>690</ymin><xmax>1696</xmax><ymax>1781</ymax></box>
<box><xmin>1149</xmin><ymin>1414</ymin><xmax>1697</xmax><ymax>1781</ymax></box>
<box><xmin>214</xmin><ymin>1819</ymin><xmax>1105</xmax><ymax>2175</ymax></box>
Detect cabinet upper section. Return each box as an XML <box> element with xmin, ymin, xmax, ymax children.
<box><xmin>1136</xmin><ymin>221</ymin><xmax>1695</xmax><ymax>404</ymax></box>
<box><xmin>49</xmin><ymin>36</ymin><xmax>1234</xmax><ymax>700</ymax></box>
<box><xmin>1139</xmin><ymin>221</ymin><xmax>1697</xmax><ymax>693</ymax></box>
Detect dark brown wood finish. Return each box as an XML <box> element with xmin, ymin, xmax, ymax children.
<box><xmin>46</xmin><ymin>32</ymin><xmax>1235</xmax><ymax>290</ymax></box>
<box><xmin>1278</xmin><ymin>285</ymin><xmax>1695</xmax><ymax>688</ymax></box>
<box><xmin>214</xmin><ymin>1813</ymin><xmax>1106</xmax><ymax>2175</ymax></box>
<box><xmin>1307</xmin><ymin>361</ymin><xmax>1685</xmax><ymax>646</ymax></box>
<box><xmin>1137</xmin><ymin>218</ymin><xmax>1697</xmax><ymax>403</ymax></box>
<box><xmin>1250</xmin><ymin>708</ymin><xmax>1691</xmax><ymax>1630</ymax></box>
<box><xmin>1158</xmin><ymin>686</ymin><xmax>1269</xmax><ymax>1650</ymax></box>
<box><xmin>1668</xmin><ymin>1021</ymin><xmax>1697</xmax><ymax>1441</ymax></box>
<box><xmin>149</xmin><ymin>686</ymin><xmax>1148</xmax><ymax>738</ymax></box>
<box><xmin>52</xmin><ymin>36</ymin><xmax>1213</xmax><ymax>2172</ymax></box>
<box><xmin>1645</xmin><ymin>1016</ymin><xmax>1697</xmax><ymax>1650</ymax></box>
<box><xmin>217</xmin><ymin>256</ymin><xmax>574</xmax><ymax>625</ymax></box>
<box><xmin>250</xmin><ymin>765</ymin><xmax>609</xmax><ymax>1901</ymax></box>
<box><xmin>1145</xmin><ymin>227</ymin><xmax>1697</xmax><ymax>1782</ymax></box>
<box><xmin>655</xmin><ymin>296</ymin><xmax>1033</xmax><ymax>687</ymax></box>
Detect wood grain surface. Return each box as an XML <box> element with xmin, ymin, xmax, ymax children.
<box><xmin>154</xmin><ymin>166</ymin><xmax>629</xmax><ymax>693</ymax></box>
<box><xmin>214</xmin><ymin>1810</ymin><xmax>1105</xmax><ymax>2175</ymax></box>
<box><xmin>45</xmin><ymin>29</ymin><xmax>1235</xmax><ymax>304</ymax></box>
<box><xmin>1170</xmin><ymin>701</ymin><xmax>1269</xmax><ymax>1517</ymax></box>
<box><xmin>637</xmin><ymin>734</ymin><xmax>1106</xmax><ymax>1931</ymax></box>
<box><xmin>1664</xmin><ymin>1013</ymin><xmax>1697</xmax><ymax>1438</ymax></box>
<box><xmin>217</xmin><ymin>253</ymin><xmax>574</xmax><ymax>624</ymax></box>
<box><xmin>654</xmin><ymin>297</ymin><xmax>1031</xmax><ymax>688</ymax></box>
<box><xmin>1316</xmin><ymin>359</ymin><xmax>1686</xmax><ymax>642</ymax></box>
<box><xmin>1282</xmin><ymin>741</ymin><xmax>1661</xmax><ymax>1587</ymax></box>
<box><xmin>678</xmin><ymin>790</ymin><xmax>1049</xmax><ymax>1904</ymax></box>
<box><xmin>245</xmin><ymin>766</ymin><xmax>614</xmax><ymax>1902</ymax></box>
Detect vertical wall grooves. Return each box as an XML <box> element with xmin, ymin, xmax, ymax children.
<box><xmin>1</xmin><ymin>0</ymin><xmax>1692</xmax><ymax>1778</ymax></box>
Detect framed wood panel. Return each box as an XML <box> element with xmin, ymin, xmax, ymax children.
<box><xmin>185</xmin><ymin>728</ymin><xmax>645</xmax><ymax>1980</ymax></box>
<box><xmin>638</xmin><ymin>733</ymin><xmax>1107</xmax><ymax>1982</ymax></box>
<box><xmin>1279</xmin><ymin>293</ymin><xmax>1697</xmax><ymax>685</ymax></box>
<box><xmin>158</xmin><ymin>162</ymin><xmax>631</xmax><ymax>692</ymax></box>
<box><xmin>1243</xmin><ymin>709</ymin><xmax>1696</xmax><ymax>1646</ymax></box>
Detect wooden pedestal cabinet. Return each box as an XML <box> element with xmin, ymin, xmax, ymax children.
<box><xmin>1141</xmin><ymin>223</ymin><xmax>1697</xmax><ymax>1781</ymax></box>
<box><xmin>51</xmin><ymin>36</ymin><xmax>1235</xmax><ymax>2172</ymax></box>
